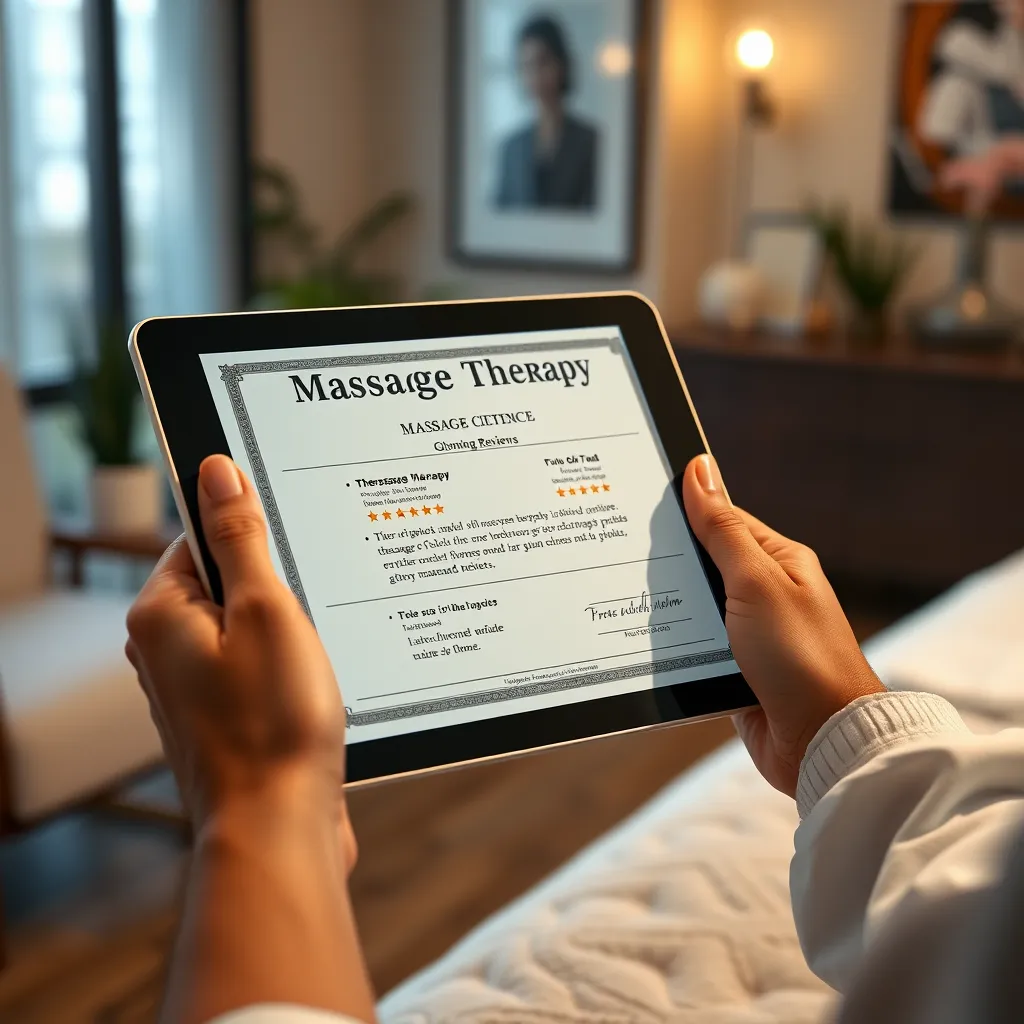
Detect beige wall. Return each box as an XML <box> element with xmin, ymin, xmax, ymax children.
<box><xmin>251</xmin><ymin>0</ymin><xmax>369</xmax><ymax>243</ymax></box>
<box><xmin>253</xmin><ymin>0</ymin><xmax>1024</xmax><ymax>319</ymax></box>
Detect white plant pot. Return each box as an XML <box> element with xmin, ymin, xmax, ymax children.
<box><xmin>91</xmin><ymin>464</ymin><xmax>163</xmax><ymax>534</ymax></box>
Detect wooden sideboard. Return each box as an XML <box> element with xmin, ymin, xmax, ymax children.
<box><xmin>671</xmin><ymin>326</ymin><xmax>1024</xmax><ymax>593</ymax></box>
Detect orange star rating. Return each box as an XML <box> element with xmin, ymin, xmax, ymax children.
<box><xmin>422</xmin><ymin>505</ymin><xmax>432</xmax><ymax>515</ymax></box>
<box><xmin>557</xmin><ymin>481</ymin><xmax>611</xmax><ymax>497</ymax></box>
<box><xmin>368</xmin><ymin>512</ymin><xmax>379</xmax><ymax>522</ymax></box>
<box><xmin>435</xmin><ymin>504</ymin><xmax>444</xmax><ymax>514</ymax></box>
<box><xmin>382</xmin><ymin>510</ymin><xmax>392</xmax><ymax>520</ymax></box>
<box><xmin>396</xmin><ymin>508</ymin><xmax>406</xmax><ymax>518</ymax></box>
<box><xmin>409</xmin><ymin>506</ymin><xmax>419</xmax><ymax>516</ymax></box>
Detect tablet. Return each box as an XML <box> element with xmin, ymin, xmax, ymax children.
<box><xmin>131</xmin><ymin>292</ymin><xmax>754</xmax><ymax>784</ymax></box>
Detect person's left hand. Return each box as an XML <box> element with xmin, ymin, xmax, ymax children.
<box><xmin>125</xmin><ymin>455</ymin><xmax>356</xmax><ymax>870</ymax></box>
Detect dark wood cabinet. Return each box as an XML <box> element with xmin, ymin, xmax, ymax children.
<box><xmin>672</xmin><ymin>327</ymin><xmax>1024</xmax><ymax>592</ymax></box>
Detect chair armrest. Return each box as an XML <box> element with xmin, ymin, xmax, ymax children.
<box><xmin>50</xmin><ymin>524</ymin><xmax>180</xmax><ymax>587</ymax></box>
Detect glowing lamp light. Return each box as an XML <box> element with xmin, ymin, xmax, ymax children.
<box><xmin>960</xmin><ymin>286</ymin><xmax>988</xmax><ymax>321</ymax></box>
<box><xmin>736</xmin><ymin>29</ymin><xmax>774</xmax><ymax>72</ymax></box>
<box><xmin>597</xmin><ymin>41</ymin><xmax>633</xmax><ymax>77</ymax></box>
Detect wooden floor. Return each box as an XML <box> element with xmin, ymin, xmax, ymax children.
<box><xmin>0</xmin><ymin>599</ymin><xmax>908</xmax><ymax>1022</ymax></box>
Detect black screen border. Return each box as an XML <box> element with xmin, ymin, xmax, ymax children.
<box><xmin>134</xmin><ymin>292</ymin><xmax>755</xmax><ymax>782</ymax></box>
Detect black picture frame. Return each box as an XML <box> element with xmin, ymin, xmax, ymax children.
<box><xmin>446</xmin><ymin>0</ymin><xmax>650</xmax><ymax>274</ymax></box>
<box><xmin>133</xmin><ymin>294</ymin><xmax>754</xmax><ymax>784</ymax></box>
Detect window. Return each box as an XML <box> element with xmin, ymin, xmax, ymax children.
<box><xmin>0</xmin><ymin>0</ymin><xmax>248</xmax><ymax>388</ymax></box>
<box><xmin>2</xmin><ymin>0</ymin><xmax>91</xmax><ymax>384</ymax></box>
<box><xmin>0</xmin><ymin>0</ymin><xmax>248</xmax><ymax>513</ymax></box>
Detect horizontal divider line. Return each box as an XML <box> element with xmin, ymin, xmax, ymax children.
<box><xmin>360</xmin><ymin>637</ymin><xmax>717</xmax><ymax>701</ymax></box>
<box><xmin>282</xmin><ymin>432</ymin><xmax>640</xmax><ymax>472</ymax></box>
<box><xmin>597</xmin><ymin>616</ymin><xmax>693</xmax><ymax>636</ymax></box>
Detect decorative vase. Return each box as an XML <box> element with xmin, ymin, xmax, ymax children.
<box><xmin>698</xmin><ymin>261</ymin><xmax>765</xmax><ymax>332</ymax></box>
<box><xmin>91</xmin><ymin>464</ymin><xmax>163</xmax><ymax>534</ymax></box>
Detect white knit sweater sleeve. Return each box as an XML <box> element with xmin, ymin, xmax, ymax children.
<box><xmin>209</xmin><ymin>1007</ymin><xmax>365</xmax><ymax>1024</ymax></box>
<box><xmin>791</xmin><ymin>690</ymin><xmax>1024</xmax><ymax>1024</ymax></box>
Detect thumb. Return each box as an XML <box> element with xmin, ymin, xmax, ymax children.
<box><xmin>682</xmin><ymin>455</ymin><xmax>770</xmax><ymax>590</ymax></box>
<box><xmin>198</xmin><ymin>455</ymin><xmax>277</xmax><ymax>599</ymax></box>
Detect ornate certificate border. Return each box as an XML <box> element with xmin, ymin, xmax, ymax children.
<box><xmin>214</xmin><ymin>334</ymin><xmax>736</xmax><ymax>728</ymax></box>
<box><xmin>347</xmin><ymin>647</ymin><xmax>735</xmax><ymax>726</ymax></box>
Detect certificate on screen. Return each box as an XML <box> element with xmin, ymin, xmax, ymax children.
<box><xmin>200</xmin><ymin>326</ymin><xmax>736</xmax><ymax>744</ymax></box>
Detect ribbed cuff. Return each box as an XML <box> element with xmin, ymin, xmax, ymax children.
<box><xmin>796</xmin><ymin>691</ymin><xmax>968</xmax><ymax>819</ymax></box>
<box><xmin>209</xmin><ymin>1006</ymin><xmax>362</xmax><ymax>1024</ymax></box>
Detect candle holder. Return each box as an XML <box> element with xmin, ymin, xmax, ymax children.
<box><xmin>909</xmin><ymin>215</ymin><xmax>1021</xmax><ymax>348</ymax></box>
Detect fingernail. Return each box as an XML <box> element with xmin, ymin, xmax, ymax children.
<box><xmin>695</xmin><ymin>454</ymin><xmax>718</xmax><ymax>494</ymax></box>
<box><xmin>201</xmin><ymin>456</ymin><xmax>242</xmax><ymax>503</ymax></box>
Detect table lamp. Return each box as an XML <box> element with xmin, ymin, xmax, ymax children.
<box><xmin>698</xmin><ymin>26</ymin><xmax>779</xmax><ymax>330</ymax></box>
<box><xmin>731</xmin><ymin>28</ymin><xmax>776</xmax><ymax>256</ymax></box>
<box><xmin>736</xmin><ymin>29</ymin><xmax>776</xmax><ymax>126</ymax></box>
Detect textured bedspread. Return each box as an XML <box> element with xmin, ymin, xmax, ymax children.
<box><xmin>380</xmin><ymin>550</ymin><xmax>1024</xmax><ymax>1024</ymax></box>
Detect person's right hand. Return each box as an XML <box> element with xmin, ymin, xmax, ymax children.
<box><xmin>682</xmin><ymin>455</ymin><xmax>885</xmax><ymax>797</ymax></box>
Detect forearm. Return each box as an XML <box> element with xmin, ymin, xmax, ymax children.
<box><xmin>791</xmin><ymin>692</ymin><xmax>1024</xmax><ymax>1021</ymax></box>
<box><xmin>163</xmin><ymin>786</ymin><xmax>375</xmax><ymax>1024</ymax></box>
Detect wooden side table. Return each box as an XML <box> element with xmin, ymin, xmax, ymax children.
<box><xmin>50</xmin><ymin>522</ymin><xmax>182</xmax><ymax>587</ymax></box>
<box><xmin>671</xmin><ymin>327</ymin><xmax>1024</xmax><ymax>593</ymax></box>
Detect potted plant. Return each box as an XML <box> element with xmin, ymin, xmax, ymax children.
<box><xmin>811</xmin><ymin>202</ymin><xmax>918</xmax><ymax>340</ymax></box>
<box><xmin>71</xmin><ymin>320</ymin><xmax>161</xmax><ymax>533</ymax></box>
<box><xmin>252</xmin><ymin>162</ymin><xmax>416</xmax><ymax>309</ymax></box>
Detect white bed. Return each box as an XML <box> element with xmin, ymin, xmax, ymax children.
<box><xmin>379</xmin><ymin>551</ymin><xmax>1024</xmax><ymax>1024</ymax></box>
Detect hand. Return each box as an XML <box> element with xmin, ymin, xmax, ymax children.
<box><xmin>126</xmin><ymin>455</ymin><xmax>355</xmax><ymax>868</ymax></box>
<box><xmin>941</xmin><ymin>151</ymin><xmax>1007</xmax><ymax>214</ymax></box>
<box><xmin>682</xmin><ymin>455</ymin><xmax>884</xmax><ymax>796</ymax></box>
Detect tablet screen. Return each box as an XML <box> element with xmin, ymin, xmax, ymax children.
<box><xmin>200</xmin><ymin>325</ymin><xmax>736</xmax><ymax>744</ymax></box>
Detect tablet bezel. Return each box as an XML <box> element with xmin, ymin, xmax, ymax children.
<box><xmin>132</xmin><ymin>292</ymin><xmax>755</xmax><ymax>782</ymax></box>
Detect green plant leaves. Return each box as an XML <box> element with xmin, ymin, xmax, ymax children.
<box><xmin>251</xmin><ymin>160</ymin><xmax>414</xmax><ymax>311</ymax></box>
<box><xmin>809</xmin><ymin>201</ymin><xmax>918</xmax><ymax>313</ymax></box>
<box><xmin>70</xmin><ymin>319</ymin><xmax>139</xmax><ymax>466</ymax></box>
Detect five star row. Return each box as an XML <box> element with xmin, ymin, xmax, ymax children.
<box><xmin>557</xmin><ymin>483</ymin><xmax>611</xmax><ymax>497</ymax></box>
<box><xmin>368</xmin><ymin>505</ymin><xmax>444</xmax><ymax>522</ymax></box>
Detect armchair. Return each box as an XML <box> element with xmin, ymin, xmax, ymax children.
<box><xmin>0</xmin><ymin>368</ymin><xmax>166</xmax><ymax>963</ymax></box>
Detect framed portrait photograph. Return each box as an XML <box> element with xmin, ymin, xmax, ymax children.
<box><xmin>890</xmin><ymin>1</ymin><xmax>1024</xmax><ymax>220</ymax></box>
<box><xmin>447</xmin><ymin>0</ymin><xmax>649</xmax><ymax>272</ymax></box>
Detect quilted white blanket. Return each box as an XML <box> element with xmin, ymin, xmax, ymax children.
<box><xmin>379</xmin><ymin>551</ymin><xmax>1024</xmax><ymax>1024</ymax></box>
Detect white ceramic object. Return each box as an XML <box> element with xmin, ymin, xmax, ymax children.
<box><xmin>91</xmin><ymin>464</ymin><xmax>163</xmax><ymax>534</ymax></box>
<box><xmin>698</xmin><ymin>260</ymin><xmax>765</xmax><ymax>331</ymax></box>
